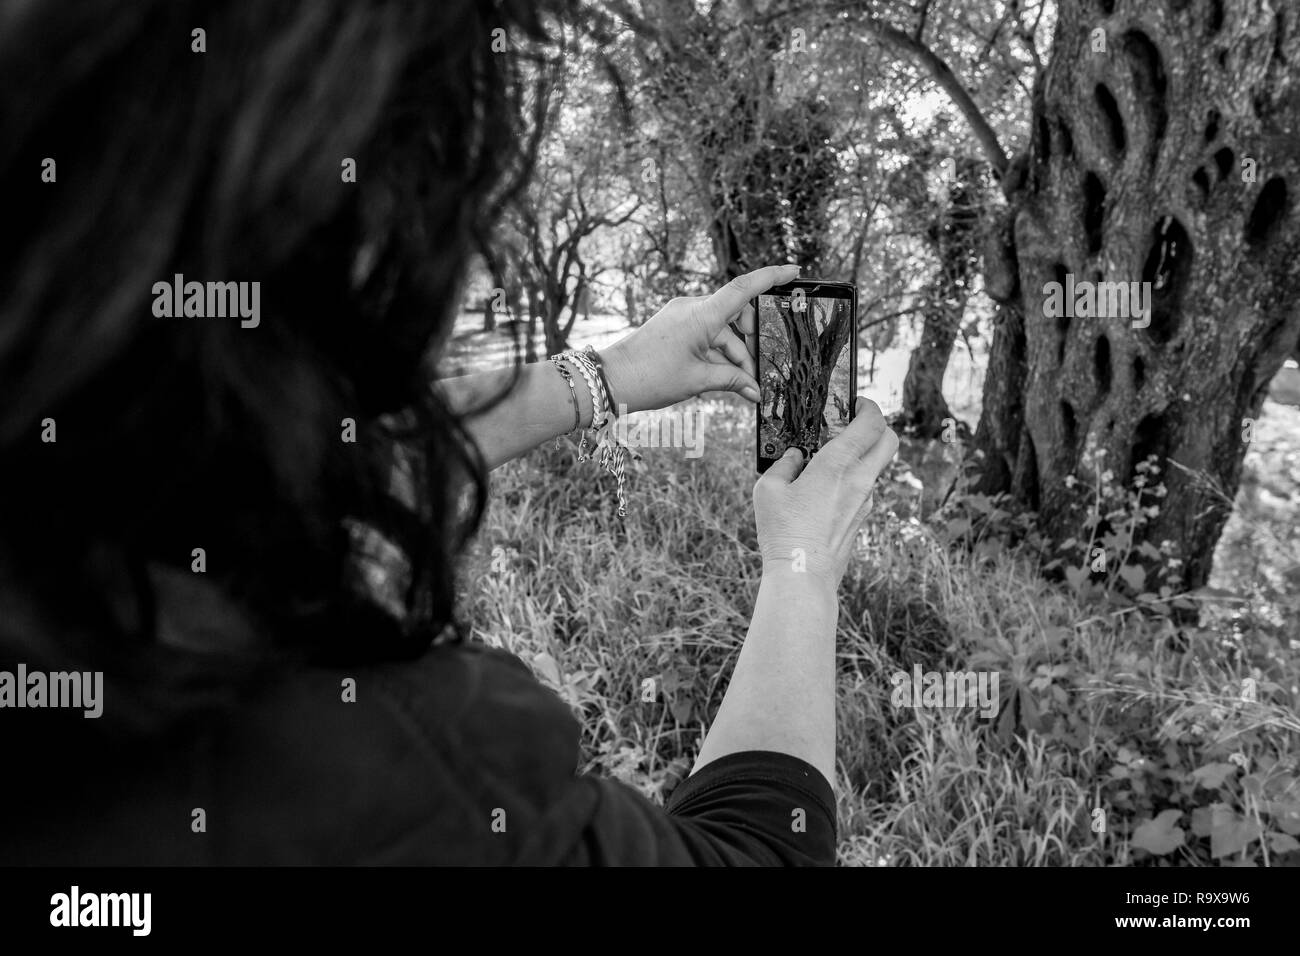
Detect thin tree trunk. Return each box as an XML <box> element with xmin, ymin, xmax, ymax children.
<box><xmin>899</xmin><ymin>162</ymin><xmax>982</xmax><ymax>437</ymax></box>
<box><xmin>899</xmin><ymin>304</ymin><xmax>962</xmax><ymax>437</ymax></box>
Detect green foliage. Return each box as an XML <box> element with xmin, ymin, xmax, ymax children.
<box><xmin>932</xmin><ymin>441</ymin><xmax>1300</xmax><ymax>865</ymax></box>
<box><xmin>1041</xmin><ymin>452</ymin><xmax>1189</xmax><ymax>603</ymax></box>
<box><xmin>460</xmin><ymin>401</ymin><xmax>1300</xmax><ymax>865</ymax></box>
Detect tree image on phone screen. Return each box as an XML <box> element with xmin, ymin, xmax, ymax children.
<box><xmin>756</xmin><ymin>283</ymin><xmax>855</xmax><ymax>472</ymax></box>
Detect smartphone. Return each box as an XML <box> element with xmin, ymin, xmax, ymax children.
<box><xmin>753</xmin><ymin>279</ymin><xmax>858</xmax><ymax>473</ymax></box>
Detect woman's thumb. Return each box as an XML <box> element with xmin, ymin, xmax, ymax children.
<box><xmin>761</xmin><ymin>446</ymin><xmax>805</xmax><ymax>485</ymax></box>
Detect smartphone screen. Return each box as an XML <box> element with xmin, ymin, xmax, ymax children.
<box><xmin>754</xmin><ymin>280</ymin><xmax>857</xmax><ymax>473</ymax></box>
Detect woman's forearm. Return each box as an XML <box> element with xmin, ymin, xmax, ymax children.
<box><xmin>693</xmin><ymin>567</ymin><xmax>838</xmax><ymax>784</ymax></box>
<box><xmin>438</xmin><ymin>360</ymin><xmax>601</xmax><ymax>471</ymax></box>
<box><xmin>435</xmin><ymin>268</ymin><xmax>783</xmax><ymax>471</ymax></box>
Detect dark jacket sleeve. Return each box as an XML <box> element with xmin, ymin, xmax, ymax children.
<box><xmin>376</xmin><ymin>643</ymin><xmax>838</xmax><ymax>866</ymax></box>
<box><xmin>554</xmin><ymin>750</ymin><xmax>837</xmax><ymax>866</ymax></box>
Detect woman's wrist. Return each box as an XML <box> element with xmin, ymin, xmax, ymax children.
<box><xmin>595</xmin><ymin>342</ymin><xmax>643</xmax><ymax>416</ymax></box>
<box><xmin>759</xmin><ymin>560</ymin><xmax>841</xmax><ymax>599</ymax></box>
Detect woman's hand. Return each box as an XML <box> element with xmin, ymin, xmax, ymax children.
<box><xmin>597</xmin><ymin>263</ymin><xmax>800</xmax><ymax>415</ymax></box>
<box><xmin>753</xmin><ymin>397</ymin><xmax>899</xmax><ymax>589</ymax></box>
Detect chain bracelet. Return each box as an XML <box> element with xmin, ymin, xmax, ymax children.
<box><xmin>564</xmin><ymin>349</ymin><xmax>609</xmax><ymax>425</ymax></box>
<box><xmin>562</xmin><ymin>351</ymin><xmax>600</xmax><ymax>461</ymax></box>
<box><xmin>547</xmin><ymin>354</ymin><xmax>581</xmax><ymax>450</ymax></box>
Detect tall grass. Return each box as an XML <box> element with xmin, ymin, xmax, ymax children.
<box><xmin>457</xmin><ymin>395</ymin><xmax>1300</xmax><ymax>866</ymax></box>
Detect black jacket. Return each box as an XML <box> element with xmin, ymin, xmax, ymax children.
<box><xmin>2</xmin><ymin>641</ymin><xmax>836</xmax><ymax>866</ymax></box>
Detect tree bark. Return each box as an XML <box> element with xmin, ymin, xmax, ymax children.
<box><xmin>899</xmin><ymin>159</ymin><xmax>983</xmax><ymax>437</ymax></box>
<box><xmin>973</xmin><ymin>0</ymin><xmax>1300</xmax><ymax>589</ymax></box>
<box><xmin>761</xmin><ymin>297</ymin><xmax>852</xmax><ymax>454</ymax></box>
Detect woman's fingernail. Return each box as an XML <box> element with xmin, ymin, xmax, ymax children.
<box><xmin>742</xmin><ymin>386</ymin><xmax>760</xmax><ymax>402</ymax></box>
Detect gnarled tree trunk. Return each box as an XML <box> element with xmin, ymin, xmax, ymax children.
<box><xmin>975</xmin><ymin>0</ymin><xmax>1300</xmax><ymax>589</ymax></box>
<box><xmin>779</xmin><ymin>298</ymin><xmax>853</xmax><ymax>450</ymax></box>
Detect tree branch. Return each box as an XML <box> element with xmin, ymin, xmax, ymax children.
<box><xmin>863</xmin><ymin>17</ymin><xmax>1009</xmax><ymax>175</ymax></box>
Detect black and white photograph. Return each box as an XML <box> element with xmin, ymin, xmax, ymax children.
<box><xmin>0</xmin><ymin>0</ymin><xmax>1296</xmax><ymax>935</ymax></box>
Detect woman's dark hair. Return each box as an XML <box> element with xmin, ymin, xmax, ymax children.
<box><xmin>0</xmin><ymin>0</ymin><xmax>571</xmax><ymax>731</ymax></box>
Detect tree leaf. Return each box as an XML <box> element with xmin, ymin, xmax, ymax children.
<box><xmin>1268</xmin><ymin>832</ymin><xmax>1300</xmax><ymax>854</ymax></box>
<box><xmin>1118</xmin><ymin>564</ymin><xmax>1146</xmax><ymax>592</ymax></box>
<box><xmin>1138</xmin><ymin>540</ymin><xmax>1163</xmax><ymax>560</ymax></box>
<box><xmin>1190</xmin><ymin>763</ymin><xmax>1238</xmax><ymax>790</ymax></box>
<box><xmin>1267</xmin><ymin>801</ymin><xmax>1300</xmax><ymax>836</ymax></box>
<box><xmin>1131</xmin><ymin>809</ymin><xmax>1186</xmax><ymax>855</ymax></box>
<box><xmin>1190</xmin><ymin>805</ymin><xmax>1216</xmax><ymax>838</ymax></box>
<box><xmin>1210</xmin><ymin>806</ymin><xmax>1261</xmax><ymax>859</ymax></box>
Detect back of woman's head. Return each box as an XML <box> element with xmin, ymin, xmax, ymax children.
<box><xmin>0</xmin><ymin>0</ymin><xmax>562</xmax><ymax>694</ymax></box>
